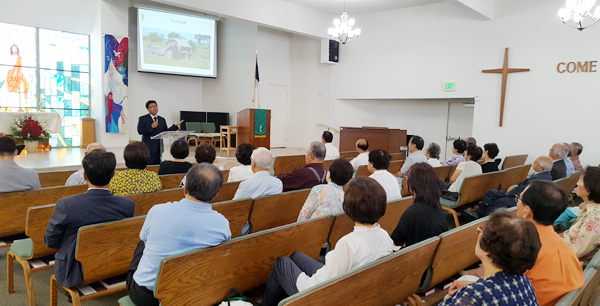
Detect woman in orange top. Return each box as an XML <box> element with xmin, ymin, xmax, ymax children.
<box><xmin>6</xmin><ymin>44</ymin><xmax>29</xmax><ymax>99</ymax></box>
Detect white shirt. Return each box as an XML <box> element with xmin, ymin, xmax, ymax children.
<box><xmin>400</xmin><ymin>150</ymin><xmax>427</xmax><ymax>175</ymax></box>
<box><xmin>369</xmin><ymin>170</ymin><xmax>402</xmax><ymax>202</ymax></box>
<box><xmin>427</xmin><ymin>158</ymin><xmax>441</xmax><ymax>167</ymax></box>
<box><xmin>449</xmin><ymin>161</ymin><xmax>482</xmax><ymax>192</ymax></box>
<box><xmin>227</xmin><ymin>165</ymin><xmax>254</xmax><ymax>182</ymax></box>
<box><xmin>296</xmin><ymin>224</ymin><xmax>393</xmax><ymax>291</ymax></box>
<box><xmin>324</xmin><ymin>143</ymin><xmax>340</xmax><ymax>161</ymax></box>
<box><xmin>349</xmin><ymin>152</ymin><xmax>369</xmax><ymax>171</ymax></box>
<box><xmin>65</xmin><ymin>169</ymin><xmax>85</xmax><ymax>186</ymax></box>
<box><xmin>232</xmin><ymin>171</ymin><xmax>283</xmax><ymax>200</ymax></box>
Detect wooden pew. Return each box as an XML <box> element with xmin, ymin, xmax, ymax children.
<box><xmin>249</xmin><ymin>189</ymin><xmax>311</xmax><ymax>233</ymax></box>
<box><xmin>211</xmin><ymin>181</ymin><xmax>241</xmax><ymax>203</ymax></box>
<box><xmin>7</xmin><ymin>204</ymin><xmax>57</xmax><ymax>306</ymax></box>
<box><xmin>555</xmin><ymin>171</ymin><xmax>583</xmax><ymax>195</ymax></box>
<box><xmin>211</xmin><ymin>198</ymin><xmax>253</xmax><ymax>238</ymax></box>
<box><xmin>279</xmin><ymin>237</ymin><xmax>440</xmax><ymax>306</ymax></box>
<box><xmin>273</xmin><ymin>155</ymin><xmax>306</xmax><ymax>176</ymax></box>
<box><xmin>50</xmin><ymin>216</ymin><xmax>146</xmax><ymax>306</ymax></box>
<box><xmin>127</xmin><ymin>188</ymin><xmax>184</xmax><ymax>216</ymax></box>
<box><xmin>340</xmin><ymin>151</ymin><xmax>359</xmax><ymax>159</ymax></box>
<box><xmin>0</xmin><ymin>184</ymin><xmax>88</xmax><ymax>245</ymax></box>
<box><xmin>555</xmin><ymin>267</ymin><xmax>599</xmax><ymax>306</ymax></box>
<box><xmin>500</xmin><ymin>164</ymin><xmax>531</xmax><ymax>191</ymax></box>
<box><xmin>323</xmin><ymin>159</ymin><xmax>334</xmax><ymax>170</ymax></box>
<box><xmin>501</xmin><ymin>154</ymin><xmax>528</xmax><ymax>170</ymax></box>
<box><xmin>388</xmin><ymin>160</ymin><xmax>404</xmax><ymax>175</ymax></box>
<box><xmin>355</xmin><ymin>165</ymin><xmax>371</xmax><ymax>177</ymax></box>
<box><xmin>158</xmin><ymin>173</ymin><xmax>186</xmax><ymax>189</ymax></box>
<box><xmin>440</xmin><ymin>172</ymin><xmax>505</xmax><ymax>227</ymax></box>
<box><xmin>328</xmin><ymin>197</ymin><xmax>414</xmax><ymax>249</ymax></box>
<box><xmin>153</xmin><ymin>216</ymin><xmax>334</xmax><ymax>306</ymax></box>
<box><xmin>390</xmin><ymin>152</ymin><xmax>406</xmax><ymax>161</ymax></box>
<box><xmin>423</xmin><ymin>217</ymin><xmax>489</xmax><ymax>292</ymax></box>
<box><xmin>401</xmin><ymin>177</ymin><xmax>411</xmax><ymax>197</ymax></box>
<box><xmin>145</xmin><ymin>165</ymin><xmax>160</xmax><ymax>173</ymax></box>
<box><xmin>434</xmin><ymin>165</ymin><xmax>454</xmax><ymax>182</ymax></box>
<box><xmin>38</xmin><ymin>170</ymin><xmax>77</xmax><ymax>188</ymax></box>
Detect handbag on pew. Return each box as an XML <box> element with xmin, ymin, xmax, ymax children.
<box><xmin>219</xmin><ymin>287</ymin><xmax>259</xmax><ymax>306</ymax></box>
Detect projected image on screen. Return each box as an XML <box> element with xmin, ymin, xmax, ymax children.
<box><xmin>138</xmin><ymin>8</ymin><xmax>217</xmax><ymax>78</ymax></box>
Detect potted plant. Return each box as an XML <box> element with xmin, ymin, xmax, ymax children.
<box><xmin>10</xmin><ymin>113</ymin><xmax>50</xmax><ymax>153</ymax></box>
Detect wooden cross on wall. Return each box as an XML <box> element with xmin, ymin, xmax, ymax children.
<box><xmin>482</xmin><ymin>48</ymin><xmax>530</xmax><ymax>127</ymax></box>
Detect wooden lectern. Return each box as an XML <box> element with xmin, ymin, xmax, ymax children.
<box><xmin>237</xmin><ymin>108</ymin><xmax>271</xmax><ymax>149</ymax></box>
<box><xmin>339</xmin><ymin>126</ymin><xmax>407</xmax><ymax>153</ymax></box>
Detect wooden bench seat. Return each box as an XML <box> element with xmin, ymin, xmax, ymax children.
<box><xmin>153</xmin><ymin>216</ymin><xmax>335</xmax><ymax>305</ymax></box>
<box><xmin>249</xmin><ymin>189</ymin><xmax>311</xmax><ymax>233</ymax></box>
<box><xmin>501</xmin><ymin>154</ymin><xmax>528</xmax><ymax>170</ymax></box>
<box><xmin>500</xmin><ymin>164</ymin><xmax>531</xmax><ymax>191</ymax></box>
<box><xmin>50</xmin><ymin>216</ymin><xmax>146</xmax><ymax>306</ymax></box>
<box><xmin>279</xmin><ymin>237</ymin><xmax>440</xmax><ymax>306</ymax></box>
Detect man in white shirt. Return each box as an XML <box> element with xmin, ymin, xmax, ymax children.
<box><xmin>349</xmin><ymin>139</ymin><xmax>369</xmax><ymax>172</ymax></box>
<box><xmin>322</xmin><ymin>131</ymin><xmax>340</xmax><ymax>161</ymax></box>
<box><xmin>398</xmin><ymin>136</ymin><xmax>427</xmax><ymax>177</ymax></box>
<box><xmin>368</xmin><ymin>149</ymin><xmax>402</xmax><ymax>202</ymax></box>
<box><xmin>233</xmin><ymin>147</ymin><xmax>283</xmax><ymax>200</ymax></box>
<box><xmin>65</xmin><ymin>143</ymin><xmax>106</xmax><ymax>186</ymax></box>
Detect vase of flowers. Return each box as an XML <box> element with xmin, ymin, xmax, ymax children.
<box><xmin>10</xmin><ymin>113</ymin><xmax>50</xmax><ymax>153</ymax></box>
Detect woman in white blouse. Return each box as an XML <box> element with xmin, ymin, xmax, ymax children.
<box><xmin>448</xmin><ymin>146</ymin><xmax>483</xmax><ymax>192</ymax></box>
<box><xmin>227</xmin><ymin>143</ymin><xmax>255</xmax><ymax>182</ymax></box>
<box><xmin>262</xmin><ymin>177</ymin><xmax>394</xmax><ymax>306</ymax></box>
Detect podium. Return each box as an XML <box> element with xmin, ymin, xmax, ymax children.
<box><xmin>237</xmin><ymin>108</ymin><xmax>271</xmax><ymax>149</ymax></box>
<box><xmin>339</xmin><ymin>127</ymin><xmax>407</xmax><ymax>153</ymax></box>
<box><xmin>151</xmin><ymin>131</ymin><xmax>194</xmax><ymax>160</ymax></box>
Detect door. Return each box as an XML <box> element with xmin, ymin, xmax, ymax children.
<box><xmin>265</xmin><ymin>84</ymin><xmax>289</xmax><ymax>148</ymax></box>
<box><xmin>445</xmin><ymin>102</ymin><xmax>474</xmax><ymax>160</ymax></box>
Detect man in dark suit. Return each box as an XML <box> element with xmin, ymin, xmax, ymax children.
<box><xmin>137</xmin><ymin>100</ymin><xmax>183</xmax><ymax>165</ymax></box>
<box><xmin>470</xmin><ymin>156</ymin><xmax>554</xmax><ymax>218</ymax></box>
<box><xmin>44</xmin><ymin>150</ymin><xmax>134</xmax><ymax>288</ymax></box>
<box><xmin>550</xmin><ymin>143</ymin><xmax>569</xmax><ymax>180</ymax></box>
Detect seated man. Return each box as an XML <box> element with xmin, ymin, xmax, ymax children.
<box><xmin>233</xmin><ymin>147</ymin><xmax>283</xmax><ymax>200</ymax></box>
<box><xmin>397</xmin><ymin>136</ymin><xmax>426</xmax><ymax>177</ymax></box>
<box><xmin>278</xmin><ymin>142</ymin><xmax>327</xmax><ymax>192</ymax></box>
<box><xmin>65</xmin><ymin>143</ymin><xmax>105</xmax><ymax>186</ymax></box>
<box><xmin>368</xmin><ymin>149</ymin><xmax>401</xmax><ymax>202</ymax></box>
<box><xmin>0</xmin><ymin>136</ymin><xmax>40</xmax><ymax>193</ymax></box>
<box><xmin>322</xmin><ymin>131</ymin><xmax>340</xmax><ymax>161</ymax></box>
<box><xmin>454</xmin><ymin>181</ymin><xmax>584</xmax><ymax>306</ymax></box>
<box><xmin>550</xmin><ymin>143</ymin><xmax>568</xmax><ymax>180</ymax></box>
<box><xmin>44</xmin><ymin>150</ymin><xmax>135</xmax><ymax>288</ymax></box>
<box><xmin>480</xmin><ymin>143</ymin><xmax>499</xmax><ymax>173</ymax></box>
<box><xmin>126</xmin><ymin>163</ymin><xmax>231</xmax><ymax>306</ymax></box>
<box><xmin>349</xmin><ymin>139</ymin><xmax>369</xmax><ymax>172</ymax></box>
<box><xmin>472</xmin><ymin>156</ymin><xmax>553</xmax><ymax>218</ymax></box>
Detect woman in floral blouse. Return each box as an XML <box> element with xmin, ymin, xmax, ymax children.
<box><xmin>109</xmin><ymin>141</ymin><xmax>162</xmax><ymax>196</ymax></box>
<box><xmin>441</xmin><ymin>139</ymin><xmax>467</xmax><ymax>166</ymax></box>
<box><xmin>297</xmin><ymin>159</ymin><xmax>354</xmax><ymax>221</ymax></box>
<box><xmin>562</xmin><ymin>166</ymin><xmax>600</xmax><ymax>263</ymax></box>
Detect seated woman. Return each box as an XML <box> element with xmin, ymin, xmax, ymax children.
<box><xmin>109</xmin><ymin>141</ymin><xmax>162</xmax><ymax>196</ymax></box>
<box><xmin>481</xmin><ymin>143</ymin><xmax>500</xmax><ymax>173</ymax></box>
<box><xmin>297</xmin><ymin>159</ymin><xmax>354</xmax><ymax>221</ymax></box>
<box><xmin>227</xmin><ymin>143</ymin><xmax>255</xmax><ymax>182</ymax></box>
<box><xmin>263</xmin><ymin>177</ymin><xmax>394</xmax><ymax>306</ymax></box>
<box><xmin>447</xmin><ymin>145</ymin><xmax>483</xmax><ymax>192</ymax></box>
<box><xmin>179</xmin><ymin>143</ymin><xmax>217</xmax><ymax>188</ymax></box>
<box><xmin>426</xmin><ymin>142</ymin><xmax>442</xmax><ymax>167</ymax></box>
<box><xmin>158</xmin><ymin>140</ymin><xmax>193</xmax><ymax>175</ymax></box>
<box><xmin>441</xmin><ymin>139</ymin><xmax>467</xmax><ymax>166</ymax></box>
<box><xmin>391</xmin><ymin>163</ymin><xmax>448</xmax><ymax>247</ymax></box>
<box><xmin>440</xmin><ymin>211</ymin><xmax>541</xmax><ymax>306</ymax></box>
<box><xmin>562</xmin><ymin>166</ymin><xmax>600</xmax><ymax>263</ymax></box>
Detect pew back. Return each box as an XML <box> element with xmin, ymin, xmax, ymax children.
<box><xmin>355</xmin><ymin>165</ymin><xmax>371</xmax><ymax>177</ymax></box>
<box><xmin>154</xmin><ymin>216</ymin><xmax>334</xmax><ymax>306</ymax></box>
<box><xmin>500</xmin><ymin>164</ymin><xmax>531</xmax><ymax>191</ymax></box>
<box><xmin>434</xmin><ymin>165</ymin><xmax>454</xmax><ymax>182</ymax></box>
<box><xmin>211</xmin><ymin>181</ymin><xmax>241</xmax><ymax>203</ymax></box>
<box><xmin>26</xmin><ymin>204</ymin><xmax>57</xmax><ymax>259</ymax></box>
<box><xmin>159</xmin><ymin>174</ymin><xmax>186</xmax><ymax>189</ymax></box>
<box><xmin>127</xmin><ymin>188</ymin><xmax>184</xmax><ymax>216</ymax></box>
<box><xmin>211</xmin><ymin>198</ymin><xmax>253</xmax><ymax>238</ymax></box>
<box><xmin>249</xmin><ymin>189</ymin><xmax>311</xmax><ymax>233</ymax></box>
<box><xmin>555</xmin><ymin>171</ymin><xmax>583</xmax><ymax>195</ymax></box>
<box><xmin>387</xmin><ymin>160</ymin><xmax>404</xmax><ymax>175</ymax></box>
<box><xmin>38</xmin><ymin>170</ymin><xmax>76</xmax><ymax>188</ymax></box>
<box><xmin>456</xmin><ymin>171</ymin><xmax>504</xmax><ymax>207</ymax></box>
<box><xmin>339</xmin><ymin>151</ymin><xmax>359</xmax><ymax>159</ymax></box>
<box><xmin>273</xmin><ymin>155</ymin><xmax>306</xmax><ymax>176</ymax></box>
<box><xmin>501</xmin><ymin>154</ymin><xmax>528</xmax><ymax>170</ymax></box>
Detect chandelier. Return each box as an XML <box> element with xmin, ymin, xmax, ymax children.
<box><xmin>328</xmin><ymin>2</ymin><xmax>361</xmax><ymax>44</ymax></box>
<box><xmin>558</xmin><ymin>0</ymin><xmax>600</xmax><ymax>31</ymax></box>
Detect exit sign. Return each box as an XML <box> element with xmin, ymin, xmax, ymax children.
<box><xmin>444</xmin><ymin>82</ymin><xmax>457</xmax><ymax>91</ymax></box>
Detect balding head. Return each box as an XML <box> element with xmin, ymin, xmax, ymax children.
<box><xmin>534</xmin><ymin>156</ymin><xmax>553</xmax><ymax>172</ymax></box>
<box><xmin>550</xmin><ymin>143</ymin><xmax>569</xmax><ymax>160</ymax></box>
<box><xmin>85</xmin><ymin>143</ymin><xmax>105</xmax><ymax>155</ymax></box>
<box><xmin>356</xmin><ymin>139</ymin><xmax>369</xmax><ymax>153</ymax></box>
<box><xmin>185</xmin><ymin>163</ymin><xmax>223</xmax><ymax>202</ymax></box>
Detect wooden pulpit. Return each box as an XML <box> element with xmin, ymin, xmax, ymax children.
<box><xmin>339</xmin><ymin>126</ymin><xmax>407</xmax><ymax>153</ymax></box>
<box><xmin>237</xmin><ymin>108</ymin><xmax>271</xmax><ymax>149</ymax></box>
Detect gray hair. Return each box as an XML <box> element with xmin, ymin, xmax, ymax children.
<box><xmin>86</xmin><ymin>143</ymin><xmax>105</xmax><ymax>154</ymax></box>
<box><xmin>251</xmin><ymin>147</ymin><xmax>273</xmax><ymax>169</ymax></box>
<box><xmin>426</xmin><ymin>143</ymin><xmax>441</xmax><ymax>159</ymax></box>
<box><xmin>465</xmin><ymin>137</ymin><xmax>477</xmax><ymax>147</ymax></box>
<box><xmin>185</xmin><ymin>163</ymin><xmax>223</xmax><ymax>202</ymax></box>
<box><xmin>552</xmin><ymin>143</ymin><xmax>569</xmax><ymax>159</ymax></box>
<box><xmin>571</xmin><ymin>142</ymin><xmax>583</xmax><ymax>156</ymax></box>
<box><xmin>537</xmin><ymin>156</ymin><xmax>553</xmax><ymax>171</ymax></box>
<box><xmin>308</xmin><ymin>141</ymin><xmax>326</xmax><ymax>160</ymax></box>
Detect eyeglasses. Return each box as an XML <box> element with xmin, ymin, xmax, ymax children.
<box><xmin>476</xmin><ymin>226</ymin><xmax>484</xmax><ymax>235</ymax></box>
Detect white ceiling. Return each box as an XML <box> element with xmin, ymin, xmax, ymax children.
<box><xmin>284</xmin><ymin>0</ymin><xmax>444</xmax><ymax>15</ymax></box>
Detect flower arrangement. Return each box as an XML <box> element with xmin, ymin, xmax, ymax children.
<box><xmin>10</xmin><ymin>113</ymin><xmax>50</xmax><ymax>141</ymax></box>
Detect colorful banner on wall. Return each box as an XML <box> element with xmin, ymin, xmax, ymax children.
<box><xmin>254</xmin><ymin>108</ymin><xmax>267</xmax><ymax>138</ymax></box>
<box><xmin>104</xmin><ymin>34</ymin><xmax>129</xmax><ymax>133</ymax></box>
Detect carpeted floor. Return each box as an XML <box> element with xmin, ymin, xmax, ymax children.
<box><xmin>0</xmin><ymin>248</ymin><xmax>123</xmax><ymax>306</ymax></box>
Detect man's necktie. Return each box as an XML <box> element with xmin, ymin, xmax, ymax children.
<box><xmin>153</xmin><ymin>117</ymin><xmax>157</xmax><ymax>122</ymax></box>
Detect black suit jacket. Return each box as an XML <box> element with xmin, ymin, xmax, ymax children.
<box><xmin>137</xmin><ymin>114</ymin><xmax>178</xmax><ymax>154</ymax></box>
<box><xmin>44</xmin><ymin>189</ymin><xmax>134</xmax><ymax>287</ymax></box>
<box><xmin>508</xmin><ymin>171</ymin><xmax>553</xmax><ymax>197</ymax></box>
<box><xmin>551</xmin><ymin>159</ymin><xmax>567</xmax><ymax>180</ymax></box>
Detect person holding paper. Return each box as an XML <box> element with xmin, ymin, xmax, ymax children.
<box><xmin>137</xmin><ymin>100</ymin><xmax>183</xmax><ymax>165</ymax></box>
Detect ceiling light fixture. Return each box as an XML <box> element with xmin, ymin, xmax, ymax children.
<box><xmin>558</xmin><ymin>0</ymin><xmax>600</xmax><ymax>31</ymax></box>
<box><xmin>328</xmin><ymin>1</ymin><xmax>361</xmax><ymax>44</ymax></box>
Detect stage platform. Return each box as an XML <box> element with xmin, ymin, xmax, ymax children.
<box><xmin>15</xmin><ymin>147</ymin><xmax>306</xmax><ymax>173</ymax></box>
